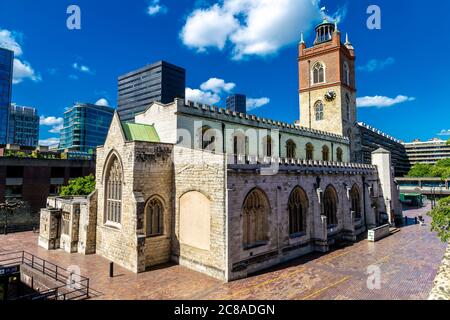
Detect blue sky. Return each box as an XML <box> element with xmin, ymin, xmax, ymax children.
<box><xmin>1</xmin><ymin>0</ymin><xmax>449</xmax><ymax>145</ymax></box>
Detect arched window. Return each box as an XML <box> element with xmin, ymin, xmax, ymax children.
<box><xmin>343</xmin><ymin>62</ymin><xmax>350</xmax><ymax>86</ymax></box>
<box><xmin>200</xmin><ymin>125</ymin><xmax>216</xmax><ymax>152</ymax></box>
<box><xmin>313</xmin><ymin>62</ymin><xmax>325</xmax><ymax>84</ymax></box>
<box><xmin>322</xmin><ymin>145</ymin><xmax>330</xmax><ymax>161</ymax></box>
<box><xmin>336</xmin><ymin>147</ymin><xmax>343</xmax><ymax>162</ymax></box>
<box><xmin>288</xmin><ymin>187</ymin><xmax>308</xmax><ymax>235</ymax></box>
<box><xmin>324</xmin><ymin>186</ymin><xmax>338</xmax><ymax>226</ymax></box>
<box><xmin>350</xmin><ymin>185</ymin><xmax>362</xmax><ymax>221</ymax></box>
<box><xmin>243</xmin><ymin>189</ymin><xmax>270</xmax><ymax>248</ymax></box>
<box><xmin>105</xmin><ymin>155</ymin><xmax>123</xmax><ymax>225</ymax></box>
<box><xmin>306</xmin><ymin>143</ymin><xmax>314</xmax><ymax>161</ymax></box>
<box><xmin>346</xmin><ymin>94</ymin><xmax>351</xmax><ymax>121</ymax></box>
<box><xmin>145</xmin><ymin>197</ymin><xmax>164</xmax><ymax>236</ymax></box>
<box><xmin>286</xmin><ymin>140</ymin><xmax>296</xmax><ymax>159</ymax></box>
<box><xmin>315</xmin><ymin>101</ymin><xmax>324</xmax><ymax>121</ymax></box>
<box><xmin>263</xmin><ymin>135</ymin><xmax>273</xmax><ymax>157</ymax></box>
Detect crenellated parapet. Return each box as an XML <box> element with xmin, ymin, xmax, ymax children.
<box><xmin>181</xmin><ymin>100</ymin><xmax>349</xmax><ymax>144</ymax></box>
<box><xmin>227</xmin><ymin>155</ymin><xmax>376</xmax><ymax>175</ymax></box>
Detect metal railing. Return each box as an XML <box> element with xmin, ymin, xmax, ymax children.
<box><xmin>0</xmin><ymin>251</ymin><xmax>90</xmax><ymax>300</ymax></box>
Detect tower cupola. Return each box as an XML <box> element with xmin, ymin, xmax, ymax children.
<box><xmin>314</xmin><ymin>19</ymin><xmax>336</xmax><ymax>45</ymax></box>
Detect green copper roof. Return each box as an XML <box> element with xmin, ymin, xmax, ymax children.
<box><xmin>122</xmin><ymin>123</ymin><xmax>160</xmax><ymax>143</ymax></box>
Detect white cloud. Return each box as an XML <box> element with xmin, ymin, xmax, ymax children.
<box><xmin>0</xmin><ymin>29</ymin><xmax>23</xmax><ymax>56</ymax></box>
<box><xmin>40</xmin><ymin>116</ymin><xmax>64</xmax><ymax>126</ymax></box>
<box><xmin>200</xmin><ymin>78</ymin><xmax>236</xmax><ymax>93</ymax></box>
<box><xmin>186</xmin><ymin>88</ymin><xmax>221</xmax><ymax>105</ymax></box>
<box><xmin>39</xmin><ymin>137</ymin><xmax>60</xmax><ymax>147</ymax></box>
<box><xmin>49</xmin><ymin>124</ymin><xmax>64</xmax><ymax>134</ymax></box>
<box><xmin>358</xmin><ymin>57</ymin><xmax>395</xmax><ymax>72</ymax></box>
<box><xmin>356</xmin><ymin>95</ymin><xmax>416</xmax><ymax>108</ymax></box>
<box><xmin>72</xmin><ymin>63</ymin><xmax>93</xmax><ymax>74</ymax></box>
<box><xmin>69</xmin><ymin>74</ymin><xmax>79</xmax><ymax>80</ymax></box>
<box><xmin>95</xmin><ymin>98</ymin><xmax>109</xmax><ymax>107</ymax></box>
<box><xmin>0</xmin><ymin>28</ymin><xmax>41</xmax><ymax>84</ymax></box>
<box><xmin>147</xmin><ymin>0</ymin><xmax>168</xmax><ymax>16</ymax></box>
<box><xmin>40</xmin><ymin>116</ymin><xmax>64</xmax><ymax>134</ymax></box>
<box><xmin>437</xmin><ymin>130</ymin><xmax>450</xmax><ymax>136</ymax></box>
<box><xmin>13</xmin><ymin>58</ymin><xmax>41</xmax><ymax>84</ymax></box>
<box><xmin>247</xmin><ymin>97</ymin><xmax>270</xmax><ymax>111</ymax></box>
<box><xmin>181</xmin><ymin>0</ymin><xmax>344</xmax><ymax>59</ymax></box>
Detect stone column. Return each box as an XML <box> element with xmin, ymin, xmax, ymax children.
<box><xmin>371</xmin><ymin>148</ymin><xmax>402</xmax><ymax>226</ymax></box>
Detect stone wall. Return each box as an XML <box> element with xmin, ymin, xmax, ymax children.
<box><xmin>95</xmin><ymin>113</ymin><xmax>141</xmax><ymax>272</ymax></box>
<box><xmin>429</xmin><ymin>245</ymin><xmax>450</xmax><ymax>300</ymax></box>
<box><xmin>172</xmin><ymin>146</ymin><xmax>228</xmax><ymax>281</ymax></box>
<box><xmin>226</xmin><ymin>164</ymin><xmax>378</xmax><ymax>280</ymax></box>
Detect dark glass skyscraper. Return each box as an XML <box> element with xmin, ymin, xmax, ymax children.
<box><xmin>8</xmin><ymin>104</ymin><xmax>39</xmax><ymax>147</ymax></box>
<box><xmin>59</xmin><ymin>103</ymin><xmax>114</xmax><ymax>152</ymax></box>
<box><xmin>0</xmin><ymin>48</ymin><xmax>14</xmax><ymax>145</ymax></box>
<box><xmin>117</xmin><ymin>60</ymin><xmax>185</xmax><ymax>122</ymax></box>
<box><xmin>226</xmin><ymin>94</ymin><xmax>247</xmax><ymax>114</ymax></box>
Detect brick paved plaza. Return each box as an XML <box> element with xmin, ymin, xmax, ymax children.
<box><xmin>0</xmin><ymin>205</ymin><xmax>447</xmax><ymax>300</ymax></box>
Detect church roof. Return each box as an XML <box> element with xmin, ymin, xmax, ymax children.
<box><xmin>122</xmin><ymin>123</ymin><xmax>160</xmax><ymax>143</ymax></box>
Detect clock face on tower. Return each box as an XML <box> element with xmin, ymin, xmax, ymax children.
<box><xmin>324</xmin><ymin>90</ymin><xmax>337</xmax><ymax>102</ymax></box>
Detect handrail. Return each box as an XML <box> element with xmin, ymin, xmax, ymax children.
<box><xmin>0</xmin><ymin>250</ymin><xmax>90</xmax><ymax>300</ymax></box>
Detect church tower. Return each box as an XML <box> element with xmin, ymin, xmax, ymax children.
<box><xmin>298</xmin><ymin>20</ymin><xmax>358</xmax><ymax>161</ymax></box>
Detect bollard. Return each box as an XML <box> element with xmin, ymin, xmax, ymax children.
<box><xmin>415</xmin><ymin>217</ymin><xmax>418</xmax><ymax>225</ymax></box>
<box><xmin>110</xmin><ymin>262</ymin><xmax>114</xmax><ymax>278</ymax></box>
<box><xmin>404</xmin><ymin>216</ymin><xmax>408</xmax><ymax>226</ymax></box>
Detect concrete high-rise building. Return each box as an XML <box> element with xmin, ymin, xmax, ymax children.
<box><xmin>0</xmin><ymin>48</ymin><xmax>14</xmax><ymax>146</ymax></box>
<box><xmin>403</xmin><ymin>138</ymin><xmax>450</xmax><ymax>165</ymax></box>
<box><xmin>59</xmin><ymin>103</ymin><xmax>114</xmax><ymax>152</ymax></box>
<box><xmin>226</xmin><ymin>94</ymin><xmax>247</xmax><ymax>114</ymax></box>
<box><xmin>117</xmin><ymin>60</ymin><xmax>186</xmax><ymax>122</ymax></box>
<box><xmin>7</xmin><ymin>104</ymin><xmax>39</xmax><ymax>147</ymax></box>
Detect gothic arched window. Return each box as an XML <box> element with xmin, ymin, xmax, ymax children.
<box><xmin>306</xmin><ymin>143</ymin><xmax>314</xmax><ymax>161</ymax></box>
<box><xmin>145</xmin><ymin>197</ymin><xmax>164</xmax><ymax>237</ymax></box>
<box><xmin>322</xmin><ymin>145</ymin><xmax>330</xmax><ymax>161</ymax></box>
<box><xmin>243</xmin><ymin>189</ymin><xmax>270</xmax><ymax>248</ymax></box>
<box><xmin>336</xmin><ymin>147</ymin><xmax>343</xmax><ymax>162</ymax></box>
<box><xmin>324</xmin><ymin>186</ymin><xmax>338</xmax><ymax>226</ymax></box>
<box><xmin>343</xmin><ymin>62</ymin><xmax>350</xmax><ymax>86</ymax></box>
<box><xmin>313</xmin><ymin>62</ymin><xmax>325</xmax><ymax>84</ymax></box>
<box><xmin>288</xmin><ymin>187</ymin><xmax>308</xmax><ymax>235</ymax></box>
<box><xmin>350</xmin><ymin>185</ymin><xmax>362</xmax><ymax>221</ymax></box>
<box><xmin>346</xmin><ymin>94</ymin><xmax>351</xmax><ymax>121</ymax></box>
<box><xmin>315</xmin><ymin>101</ymin><xmax>324</xmax><ymax>121</ymax></box>
<box><xmin>105</xmin><ymin>155</ymin><xmax>123</xmax><ymax>225</ymax></box>
<box><xmin>286</xmin><ymin>140</ymin><xmax>296</xmax><ymax>159</ymax></box>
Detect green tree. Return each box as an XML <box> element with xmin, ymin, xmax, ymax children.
<box><xmin>60</xmin><ymin>174</ymin><xmax>95</xmax><ymax>196</ymax></box>
<box><xmin>429</xmin><ymin>196</ymin><xmax>450</xmax><ymax>242</ymax></box>
<box><xmin>407</xmin><ymin>163</ymin><xmax>433</xmax><ymax>177</ymax></box>
<box><xmin>446</xmin><ymin>138</ymin><xmax>450</xmax><ymax>145</ymax></box>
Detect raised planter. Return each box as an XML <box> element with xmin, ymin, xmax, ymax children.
<box><xmin>368</xmin><ymin>224</ymin><xmax>391</xmax><ymax>242</ymax></box>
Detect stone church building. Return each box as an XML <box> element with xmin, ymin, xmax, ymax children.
<box><xmin>39</xmin><ymin>20</ymin><xmax>402</xmax><ymax>282</ymax></box>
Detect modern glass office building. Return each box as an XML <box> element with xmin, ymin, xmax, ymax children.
<box><xmin>0</xmin><ymin>48</ymin><xmax>14</xmax><ymax>145</ymax></box>
<box><xmin>59</xmin><ymin>103</ymin><xmax>114</xmax><ymax>153</ymax></box>
<box><xmin>117</xmin><ymin>60</ymin><xmax>185</xmax><ymax>122</ymax></box>
<box><xmin>8</xmin><ymin>104</ymin><xmax>39</xmax><ymax>147</ymax></box>
<box><xmin>226</xmin><ymin>94</ymin><xmax>247</xmax><ymax>114</ymax></box>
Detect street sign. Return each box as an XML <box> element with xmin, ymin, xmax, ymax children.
<box><xmin>0</xmin><ymin>265</ymin><xmax>20</xmax><ymax>277</ymax></box>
